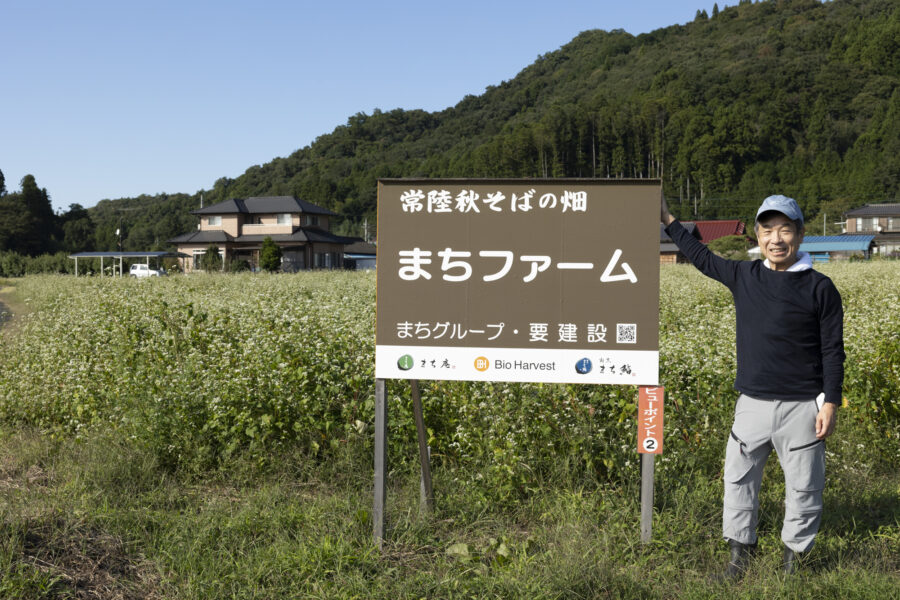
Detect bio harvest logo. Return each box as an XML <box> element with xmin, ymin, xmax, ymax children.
<box><xmin>474</xmin><ymin>357</ymin><xmax>490</xmax><ymax>372</ymax></box>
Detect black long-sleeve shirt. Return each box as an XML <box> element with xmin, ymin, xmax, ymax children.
<box><xmin>666</xmin><ymin>220</ymin><xmax>845</xmax><ymax>406</ymax></box>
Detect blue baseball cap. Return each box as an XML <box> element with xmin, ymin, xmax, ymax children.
<box><xmin>756</xmin><ymin>195</ymin><xmax>803</xmax><ymax>226</ymax></box>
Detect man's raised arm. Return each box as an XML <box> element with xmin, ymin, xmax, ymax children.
<box><xmin>660</xmin><ymin>192</ymin><xmax>738</xmax><ymax>286</ymax></box>
<box><xmin>661</xmin><ymin>191</ymin><xmax>676</xmax><ymax>226</ymax></box>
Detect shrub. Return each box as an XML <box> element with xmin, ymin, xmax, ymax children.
<box><xmin>259</xmin><ymin>237</ymin><xmax>282</xmax><ymax>272</ymax></box>
<box><xmin>226</xmin><ymin>258</ymin><xmax>251</xmax><ymax>273</ymax></box>
<box><xmin>200</xmin><ymin>245</ymin><xmax>223</xmax><ymax>272</ymax></box>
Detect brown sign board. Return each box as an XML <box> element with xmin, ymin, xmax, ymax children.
<box><xmin>375</xmin><ymin>179</ymin><xmax>660</xmax><ymax>385</ymax></box>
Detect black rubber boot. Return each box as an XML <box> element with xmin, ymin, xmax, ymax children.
<box><xmin>783</xmin><ymin>545</ymin><xmax>801</xmax><ymax>575</ymax></box>
<box><xmin>715</xmin><ymin>539</ymin><xmax>756</xmax><ymax>581</ymax></box>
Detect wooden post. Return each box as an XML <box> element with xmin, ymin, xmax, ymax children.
<box><xmin>640</xmin><ymin>452</ymin><xmax>655</xmax><ymax>544</ymax></box>
<box><xmin>419</xmin><ymin>445</ymin><xmax>432</xmax><ymax>513</ymax></box>
<box><xmin>410</xmin><ymin>379</ymin><xmax>434</xmax><ymax>513</ymax></box>
<box><xmin>373</xmin><ymin>378</ymin><xmax>387</xmax><ymax>549</ymax></box>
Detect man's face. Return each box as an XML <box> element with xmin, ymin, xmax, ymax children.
<box><xmin>756</xmin><ymin>213</ymin><xmax>803</xmax><ymax>271</ymax></box>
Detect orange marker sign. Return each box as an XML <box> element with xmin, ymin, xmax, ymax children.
<box><xmin>638</xmin><ymin>386</ymin><xmax>664</xmax><ymax>454</ymax></box>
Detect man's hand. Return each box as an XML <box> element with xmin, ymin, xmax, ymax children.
<box><xmin>661</xmin><ymin>191</ymin><xmax>675</xmax><ymax>226</ymax></box>
<box><xmin>815</xmin><ymin>402</ymin><xmax>837</xmax><ymax>439</ymax></box>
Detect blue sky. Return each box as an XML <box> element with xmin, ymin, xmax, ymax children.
<box><xmin>2</xmin><ymin>1</ymin><xmax>725</xmax><ymax>211</ymax></box>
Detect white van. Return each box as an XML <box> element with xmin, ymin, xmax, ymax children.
<box><xmin>129</xmin><ymin>264</ymin><xmax>165</xmax><ymax>277</ymax></box>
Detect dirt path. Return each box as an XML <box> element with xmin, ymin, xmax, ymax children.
<box><xmin>0</xmin><ymin>284</ymin><xmax>27</xmax><ymax>335</ymax></box>
<box><xmin>0</xmin><ymin>300</ymin><xmax>9</xmax><ymax>327</ymax></box>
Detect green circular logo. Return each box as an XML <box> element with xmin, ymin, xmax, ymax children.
<box><xmin>397</xmin><ymin>354</ymin><xmax>414</xmax><ymax>371</ymax></box>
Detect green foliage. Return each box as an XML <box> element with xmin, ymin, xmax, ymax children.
<box><xmin>0</xmin><ymin>251</ymin><xmax>75</xmax><ymax>277</ymax></box>
<box><xmin>199</xmin><ymin>244</ymin><xmax>223</xmax><ymax>272</ymax></box>
<box><xmin>0</xmin><ymin>252</ymin><xmax>27</xmax><ymax>277</ymax></box>
<box><xmin>88</xmin><ymin>192</ymin><xmax>199</xmax><ymax>252</ymax></box>
<box><xmin>0</xmin><ymin>175</ymin><xmax>56</xmax><ymax>256</ymax></box>
<box><xmin>226</xmin><ymin>258</ymin><xmax>251</xmax><ymax>273</ymax></box>
<box><xmin>1</xmin><ymin>400</ymin><xmax>898</xmax><ymax>597</ymax></box>
<box><xmin>707</xmin><ymin>234</ymin><xmax>752</xmax><ymax>260</ymax></box>
<box><xmin>259</xmin><ymin>236</ymin><xmax>282</xmax><ymax>272</ymax></box>
<box><xmin>0</xmin><ymin>265</ymin><xmax>897</xmax><ymax>497</ymax></box>
<box><xmin>75</xmin><ymin>0</ymin><xmax>899</xmax><ymax>240</ymax></box>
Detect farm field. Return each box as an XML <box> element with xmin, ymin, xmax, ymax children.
<box><xmin>1</xmin><ymin>265</ymin><xmax>898</xmax><ymax>599</ymax></box>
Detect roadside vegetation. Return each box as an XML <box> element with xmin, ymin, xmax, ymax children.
<box><xmin>1</xmin><ymin>266</ymin><xmax>897</xmax><ymax>598</ymax></box>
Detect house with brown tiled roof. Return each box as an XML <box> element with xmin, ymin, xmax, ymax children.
<box><xmin>169</xmin><ymin>196</ymin><xmax>355</xmax><ymax>272</ymax></box>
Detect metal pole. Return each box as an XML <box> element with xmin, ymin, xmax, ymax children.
<box><xmin>410</xmin><ymin>379</ymin><xmax>434</xmax><ymax>513</ymax></box>
<box><xmin>373</xmin><ymin>378</ymin><xmax>387</xmax><ymax>549</ymax></box>
<box><xmin>640</xmin><ymin>452</ymin><xmax>655</xmax><ymax>544</ymax></box>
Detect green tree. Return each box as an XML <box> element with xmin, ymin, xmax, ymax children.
<box><xmin>55</xmin><ymin>0</ymin><xmax>900</xmax><ymax>232</ymax></box>
<box><xmin>707</xmin><ymin>235</ymin><xmax>752</xmax><ymax>260</ymax></box>
<box><xmin>200</xmin><ymin>244</ymin><xmax>223</xmax><ymax>271</ymax></box>
<box><xmin>0</xmin><ymin>175</ymin><xmax>56</xmax><ymax>255</ymax></box>
<box><xmin>60</xmin><ymin>204</ymin><xmax>95</xmax><ymax>252</ymax></box>
<box><xmin>259</xmin><ymin>237</ymin><xmax>282</xmax><ymax>272</ymax></box>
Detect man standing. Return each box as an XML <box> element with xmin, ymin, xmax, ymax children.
<box><xmin>661</xmin><ymin>194</ymin><xmax>844</xmax><ymax>577</ymax></box>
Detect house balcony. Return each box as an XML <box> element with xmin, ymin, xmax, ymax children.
<box><xmin>240</xmin><ymin>224</ymin><xmax>294</xmax><ymax>236</ymax></box>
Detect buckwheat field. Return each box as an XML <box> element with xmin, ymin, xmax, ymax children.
<box><xmin>1</xmin><ymin>264</ymin><xmax>897</xmax><ymax>598</ymax></box>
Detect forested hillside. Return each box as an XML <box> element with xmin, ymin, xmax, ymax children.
<box><xmin>4</xmin><ymin>0</ymin><xmax>898</xmax><ymax>253</ymax></box>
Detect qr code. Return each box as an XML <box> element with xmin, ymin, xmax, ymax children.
<box><xmin>616</xmin><ymin>323</ymin><xmax>637</xmax><ymax>344</ymax></box>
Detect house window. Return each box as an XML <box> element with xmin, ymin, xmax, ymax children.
<box><xmin>857</xmin><ymin>217</ymin><xmax>878</xmax><ymax>232</ymax></box>
<box><xmin>207</xmin><ymin>216</ymin><xmax>222</xmax><ymax>226</ymax></box>
<box><xmin>248</xmin><ymin>216</ymin><xmax>263</xmax><ymax>225</ymax></box>
<box><xmin>277</xmin><ymin>213</ymin><xmax>291</xmax><ymax>225</ymax></box>
<box><xmin>305</xmin><ymin>215</ymin><xmax>319</xmax><ymax>227</ymax></box>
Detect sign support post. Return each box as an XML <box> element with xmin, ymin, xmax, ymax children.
<box><xmin>640</xmin><ymin>452</ymin><xmax>655</xmax><ymax>544</ymax></box>
<box><xmin>410</xmin><ymin>379</ymin><xmax>435</xmax><ymax>513</ymax></box>
<box><xmin>637</xmin><ymin>385</ymin><xmax>664</xmax><ymax>545</ymax></box>
<box><xmin>373</xmin><ymin>378</ymin><xmax>387</xmax><ymax>549</ymax></box>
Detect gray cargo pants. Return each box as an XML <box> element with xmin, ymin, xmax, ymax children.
<box><xmin>723</xmin><ymin>394</ymin><xmax>825</xmax><ymax>553</ymax></box>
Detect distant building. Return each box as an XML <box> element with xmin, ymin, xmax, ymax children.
<box><xmin>692</xmin><ymin>219</ymin><xmax>746</xmax><ymax>244</ymax></box>
<box><xmin>343</xmin><ymin>239</ymin><xmax>377</xmax><ymax>270</ymax></box>
<box><xmin>799</xmin><ymin>235</ymin><xmax>876</xmax><ymax>262</ymax></box>
<box><xmin>842</xmin><ymin>203</ymin><xmax>900</xmax><ymax>257</ymax></box>
<box><xmin>169</xmin><ymin>196</ymin><xmax>355</xmax><ymax>272</ymax></box>
<box><xmin>660</xmin><ymin>222</ymin><xmax>700</xmax><ymax>264</ymax></box>
<box><xmin>660</xmin><ymin>219</ymin><xmax>748</xmax><ymax>263</ymax></box>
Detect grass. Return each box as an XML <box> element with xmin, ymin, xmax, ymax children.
<box><xmin>1</xmin><ymin>424</ymin><xmax>897</xmax><ymax>599</ymax></box>
<box><xmin>0</xmin><ymin>268</ymin><xmax>898</xmax><ymax>598</ymax></box>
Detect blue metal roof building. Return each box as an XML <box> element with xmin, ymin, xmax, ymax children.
<box><xmin>799</xmin><ymin>235</ymin><xmax>875</xmax><ymax>262</ymax></box>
